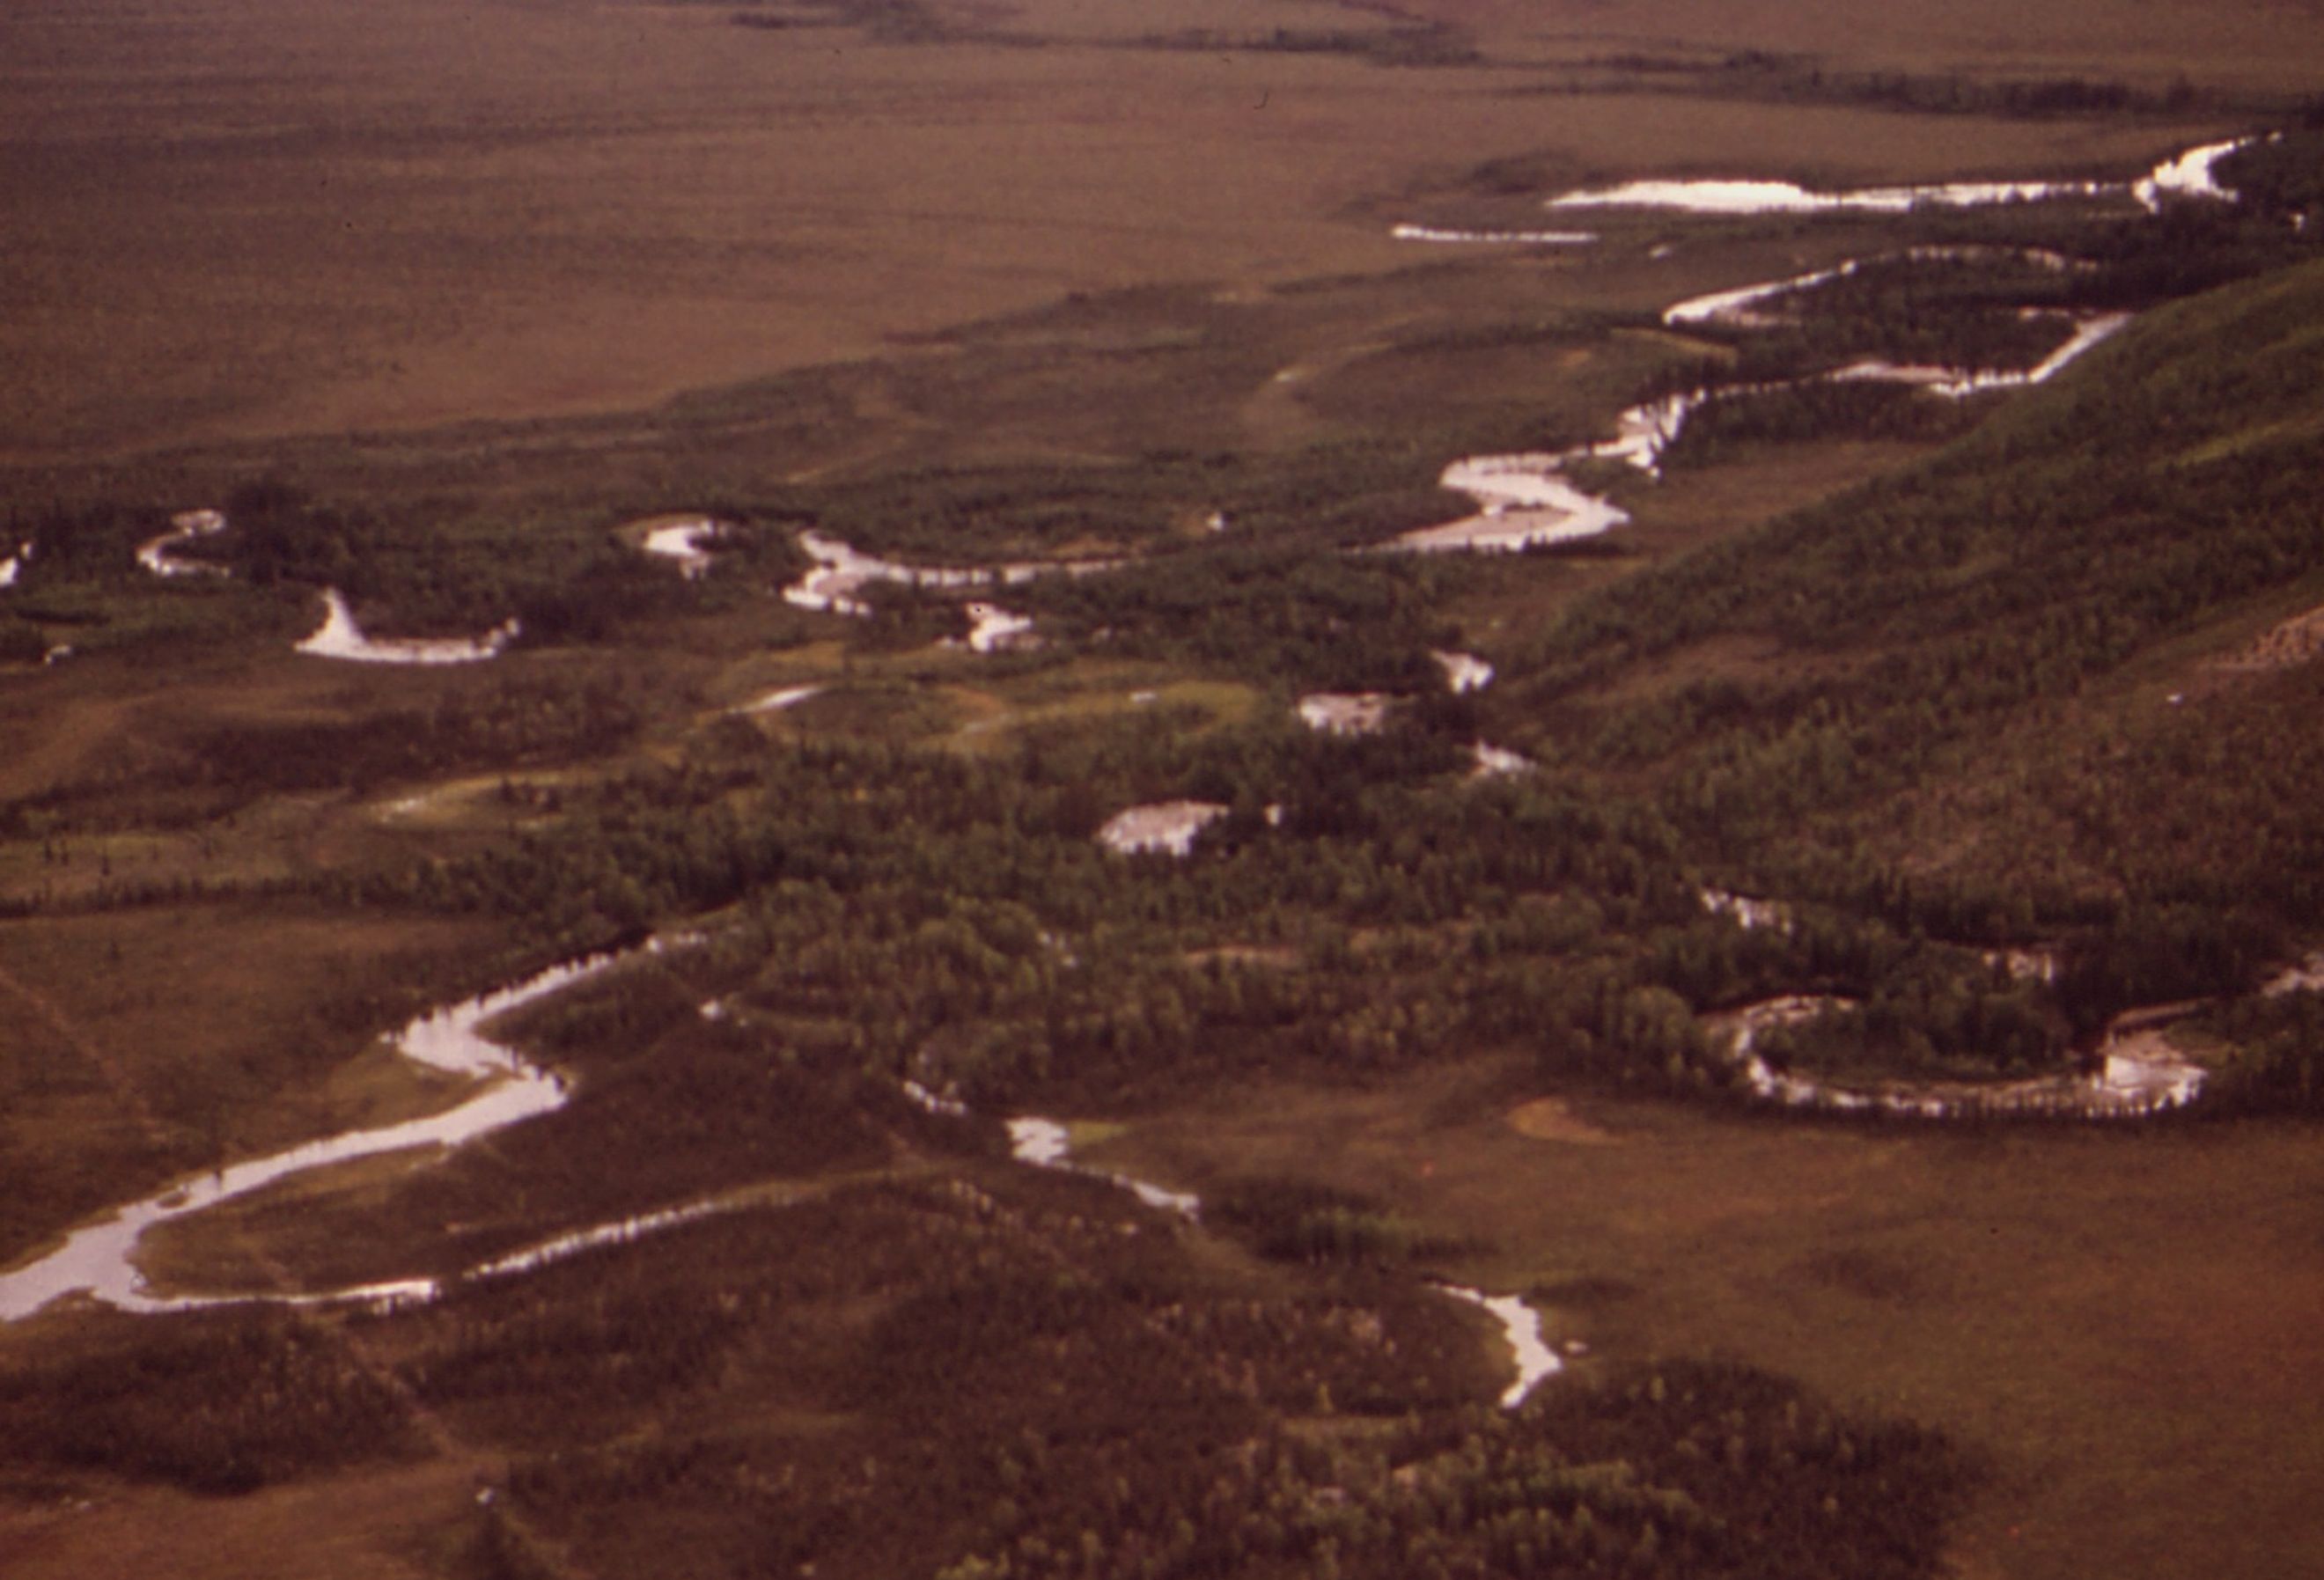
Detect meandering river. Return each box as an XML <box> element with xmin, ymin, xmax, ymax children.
<box><xmin>0</xmin><ymin>944</ymin><xmax>673</xmax><ymax>1320</ymax></box>
<box><xmin>1399</xmin><ymin>136</ymin><xmax>2261</xmax><ymax>550</ymax></box>
<box><xmin>296</xmin><ymin>588</ymin><xmax>523</xmax><ymax>665</ymax></box>
<box><xmin>1401</xmin><ymin>281</ymin><xmax>2131</xmax><ymax>547</ymax></box>
<box><xmin>1547</xmin><ymin>136</ymin><xmax>2264</xmax><ymax>217</ymax></box>
<box><xmin>136</xmin><ymin>509</ymin><xmax>230</xmax><ymax>578</ymax></box>
<box><xmin>1710</xmin><ymin>994</ymin><xmax>2211</xmax><ymax>1119</ymax></box>
<box><xmin>18</xmin><ymin>129</ymin><xmax>2298</xmax><ymax>1416</ymax></box>
<box><xmin>638</xmin><ymin>516</ymin><xmax>724</xmax><ymax>580</ymax></box>
<box><xmin>1001</xmin><ymin>1108</ymin><xmax>1560</xmax><ymax>1408</ymax></box>
<box><xmin>0</xmin><ymin>922</ymin><xmax>2294</xmax><ymax>1436</ymax></box>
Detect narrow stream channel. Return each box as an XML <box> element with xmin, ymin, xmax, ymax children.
<box><xmin>18</xmin><ymin>132</ymin><xmax>2293</xmax><ymax>1415</ymax></box>
<box><xmin>295</xmin><ymin>588</ymin><xmax>523</xmax><ymax>665</ymax></box>
<box><xmin>1711</xmin><ymin>995</ymin><xmax>2212</xmax><ymax>1119</ymax></box>
<box><xmin>0</xmin><ymin>943</ymin><xmax>672</xmax><ymax>1320</ymax></box>
<box><xmin>1001</xmin><ymin>1108</ymin><xmax>1559</xmax><ymax>1408</ymax></box>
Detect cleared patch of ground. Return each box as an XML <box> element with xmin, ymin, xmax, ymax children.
<box><xmin>1504</xmin><ymin>1095</ymin><xmax>1622</xmax><ymax>1145</ymax></box>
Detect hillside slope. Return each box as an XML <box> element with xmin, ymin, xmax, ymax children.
<box><xmin>1506</xmin><ymin>255</ymin><xmax>2324</xmax><ymax>935</ymax></box>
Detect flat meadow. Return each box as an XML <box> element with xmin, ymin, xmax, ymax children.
<box><xmin>0</xmin><ymin>0</ymin><xmax>2265</xmax><ymax>465</ymax></box>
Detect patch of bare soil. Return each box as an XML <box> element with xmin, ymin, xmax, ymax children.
<box><xmin>1506</xmin><ymin>1096</ymin><xmax>1621</xmax><ymax>1145</ymax></box>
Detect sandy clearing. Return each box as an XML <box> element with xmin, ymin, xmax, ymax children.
<box><xmin>1506</xmin><ymin>1097</ymin><xmax>1621</xmax><ymax>1146</ymax></box>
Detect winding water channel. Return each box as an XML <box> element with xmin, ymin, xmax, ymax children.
<box><xmin>1001</xmin><ymin>1110</ymin><xmax>1559</xmax><ymax>1408</ymax></box>
<box><xmin>1395</xmin><ymin>136</ymin><xmax>2265</xmax><ymax>551</ymax></box>
<box><xmin>136</xmin><ymin>509</ymin><xmax>231</xmax><ymax>578</ymax></box>
<box><xmin>103</xmin><ymin>144</ymin><xmax>2267</xmax><ymax>682</ymax></box>
<box><xmin>13</xmin><ymin>132</ymin><xmax>2298</xmax><ymax>1427</ymax></box>
<box><xmin>1391</xmin><ymin>224</ymin><xmax>1597</xmax><ymax>246</ymax></box>
<box><xmin>1399</xmin><ymin>276</ymin><xmax>2132</xmax><ymax>550</ymax></box>
<box><xmin>0</xmin><ymin>944</ymin><xmax>667</xmax><ymax>1320</ymax></box>
<box><xmin>780</xmin><ymin>528</ymin><xmax>1113</xmax><ymax>628</ymax></box>
<box><xmin>1711</xmin><ymin>995</ymin><xmax>2211</xmax><ymax>1119</ymax></box>
<box><xmin>296</xmin><ymin>588</ymin><xmax>524</xmax><ymax>665</ymax></box>
<box><xmin>1547</xmin><ymin>136</ymin><xmax>2263</xmax><ymax>217</ymax></box>
<box><xmin>0</xmin><ymin>918</ymin><xmax>2304</xmax><ymax>1430</ymax></box>
<box><xmin>1440</xmin><ymin>1285</ymin><xmax>1563</xmax><ymax>1407</ymax></box>
<box><xmin>0</xmin><ymin>937</ymin><xmax>1571</xmax><ymax>1432</ymax></box>
<box><xmin>638</xmin><ymin>516</ymin><xmax>724</xmax><ymax>580</ymax></box>
<box><xmin>1548</xmin><ymin>173</ymin><xmax>2116</xmax><ymax>216</ymax></box>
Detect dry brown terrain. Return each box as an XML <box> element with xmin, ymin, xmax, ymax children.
<box><xmin>1402</xmin><ymin>0</ymin><xmax>2324</xmax><ymax>89</ymax></box>
<box><xmin>0</xmin><ymin>0</ymin><xmax>2269</xmax><ymax>462</ymax></box>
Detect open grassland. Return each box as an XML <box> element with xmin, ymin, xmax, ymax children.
<box><xmin>0</xmin><ymin>0</ymin><xmax>2286</xmax><ymax>465</ymax></box>
<box><xmin>1395</xmin><ymin>0</ymin><xmax>2324</xmax><ymax>94</ymax></box>
<box><xmin>934</xmin><ymin>670</ymin><xmax>1264</xmax><ymax>756</ymax></box>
